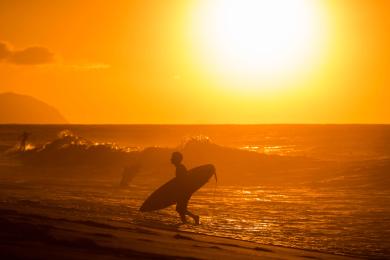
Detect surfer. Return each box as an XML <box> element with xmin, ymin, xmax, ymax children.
<box><xmin>19</xmin><ymin>131</ymin><xmax>30</xmax><ymax>151</ymax></box>
<box><xmin>171</xmin><ymin>152</ymin><xmax>200</xmax><ymax>225</ymax></box>
<box><xmin>120</xmin><ymin>164</ymin><xmax>139</xmax><ymax>187</ymax></box>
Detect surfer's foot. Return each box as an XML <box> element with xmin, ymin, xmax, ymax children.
<box><xmin>194</xmin><ymin>215</ymin><xmax>200</xmax><ymax>225</ymax></box>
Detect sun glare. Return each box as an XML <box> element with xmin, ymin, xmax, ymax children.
<box><xmin>192</xmin><ymin>0</ymin><xmax>328</xmax><ymax>91</ymax></box>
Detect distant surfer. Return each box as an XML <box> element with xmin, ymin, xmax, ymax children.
<box><xmin>19</xmin><ymin>131</ymin><xmax>30</xmax><ymax>151</ymax></box>
<box><xmin>171</xmin><ymin>152</ymin><xmax>200</xmax><ymax>225</ymax></box>
<box><xmin>120</xmin><ymin>164</ymin><xmax>139</xmax><ymax>187</ymax></box>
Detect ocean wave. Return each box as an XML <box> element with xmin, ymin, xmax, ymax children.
<box><xmin>5</xmin><ymin>130</ymin><xmax>389</xmax><ymax>186</ymax></box>
<box><xmin>9</xmin><ymin>130</ymin><xmax>134</xmax><ymax>167</ymax></box>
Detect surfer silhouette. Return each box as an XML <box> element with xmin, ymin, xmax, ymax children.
<box><xmin>19</xmin><ymin>131</ymin><xmax>30</xmax><ymax>151</ymax></box>
<box><xmin>120</xmin><ymin>164</ymin><xmax>139</xmax><ymax>187</ymax></box>
<box><xmin>171</xmin><ymin>152</ymin><xmax>200</xmax><ymax>225</ymax></box>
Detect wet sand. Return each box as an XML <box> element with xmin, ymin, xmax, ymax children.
<box><xmin>0</xmin><ymin>208</ymin><xmax>353</xmax><ymax>260</ymax></box>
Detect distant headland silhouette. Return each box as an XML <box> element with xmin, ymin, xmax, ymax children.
<box><xmin>0</xmin><ymin>92</ymin><xmax>67</xmax><ymax>124</ymax></box>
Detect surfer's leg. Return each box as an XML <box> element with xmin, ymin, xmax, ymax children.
<box><xmin>185</xmin><ymin>211</ymin><xmax>200</xmax><ymax>225</ymax></box>
<box><xmin>181</xmin><ymin>196</ymin><xmax>200</xmax><ymax>224</ymax></box>
<box><xmin>176</xmin><ymin>201</ymin><xmax>188</xmax><ymax>223</ymax></box>
<box><xmin>179</xmin><ymin>213</ymin><xmax>187</xmax><ymax>223</ymax></box>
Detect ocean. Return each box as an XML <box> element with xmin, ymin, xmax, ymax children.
<box><xmin>0</xmin><ymin>125</ymin><xmax>389</xmax><ymax>258</ymax></box>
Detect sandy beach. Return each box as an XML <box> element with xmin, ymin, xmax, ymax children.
<box><xmin>0</xmin><ymin>207</ymin><xmax>354</xmax><ymax>260</ymax></box>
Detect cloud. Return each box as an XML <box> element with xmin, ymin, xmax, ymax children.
<box><xmin>0</xmin><ymin>40</ymin><xmax>110</xmax><ymax>70</ymax></box>
<box><xmin>0</xmin><ymin>41</ymin><xmax>54</xmax><ymax>65</ymax></box>
<box><xmin>9</xmin><ymin>46</ymin><xmax>54</xmax><ymax>65</ymax></box>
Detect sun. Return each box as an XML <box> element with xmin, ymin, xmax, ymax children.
<box><xmin>192</xmin><ymin>0</ymin><xmax>328</xmax><ymax>90</ymax></box>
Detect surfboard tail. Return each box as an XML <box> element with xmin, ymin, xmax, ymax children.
<box><xmin>205</xmin><ymin>164</ymin><xmax>217</xmax><ymax>183</ymax></box>
<box><xmin>211</xmin><ymin>165</ymin><xmax>217</xmax><ymax>183</ymax></box>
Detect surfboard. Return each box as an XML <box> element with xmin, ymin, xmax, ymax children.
<box><xmin>140</xmin><ymin>164</ymin><xmax>216</xmax><ymax>212</ymax></box>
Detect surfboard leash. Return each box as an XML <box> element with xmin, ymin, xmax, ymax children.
<box><xmin>211</xmin><ymin>168</ymin><xmax>218</xmax><ymax>224</ymax></box>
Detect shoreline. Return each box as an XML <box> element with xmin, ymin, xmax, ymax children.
<box><xmin>0</xmin><ymin>207</ymin><xmax>354</xmax><ymax>260</ymax></box>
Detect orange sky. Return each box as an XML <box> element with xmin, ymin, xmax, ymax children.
<box><xmin>0</xmin><ymin>0</ymin><xmax>389</xmax><ymax>124</ymax></box>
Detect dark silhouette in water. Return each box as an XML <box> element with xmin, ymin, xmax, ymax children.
<box><xmin>120</xmin><ymin>164</ymin><xmax>139</xmax><ymax>187</ymax></box>
<box><xmin>19</xmin><ymin>131</ymin><xmax>30</xmax><ymax>151</ymax></box>
<box><xmin>171</xmin><ymin>152</ymin><xmax>200</xmax><ymax>225</ymax></box>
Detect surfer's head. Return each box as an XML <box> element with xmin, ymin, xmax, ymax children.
<box><xmin>171</xmin><ymin>151</ymin><xmax>183</xmax><ymax>165</ymax></box>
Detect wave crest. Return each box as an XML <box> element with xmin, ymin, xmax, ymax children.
<box><xmin>13</xmin><ymin>130</ymin><xmax>133</xmax><ymax>167</ymax></box>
